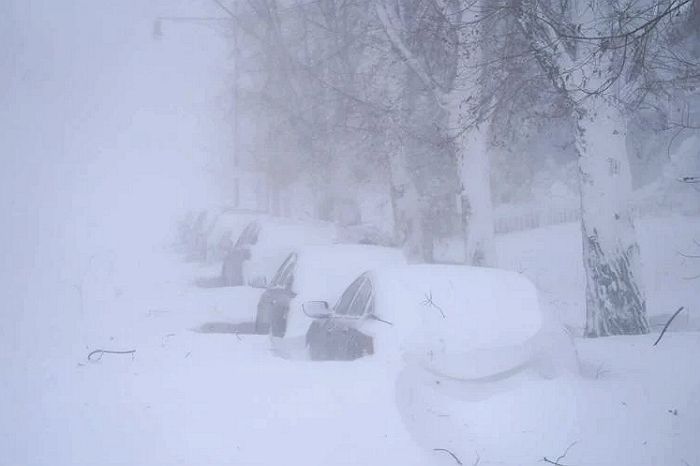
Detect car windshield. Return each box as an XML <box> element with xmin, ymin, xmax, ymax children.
<box><xmin>270</xmin><ymin>253</ymin><xmax>297</xmax><ymax>290</ymax></box>
<box><xmin>334</xmin><ymin>275</ymin><xmax>365</xmax><ymax>315</ymax></box>
<box><xmin>234</xmin><ymin>221</ymin><xmax>260</xmax><ymax>249</ymax></box>
<box><xmin>346</xmin><ymin>277</ymin><xmax>372</xmax><ymax>316</ymax></box>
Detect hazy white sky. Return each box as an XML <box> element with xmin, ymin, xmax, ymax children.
<box><xmin>1</xmin><ymin>0</ymin><xmax>234</xmax><ymax>290</ymax></box>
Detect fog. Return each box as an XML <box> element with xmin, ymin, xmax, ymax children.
<box><xmin>1</xmin><ymin>1</ymin><xmax>699</xmax><ymax>465</ymax></box>
<box><xmin>1</xmin><ymin>0</ymin><xmax>226</xmax><ymax>273</ymax></box>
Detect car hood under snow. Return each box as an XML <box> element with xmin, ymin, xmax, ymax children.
<box><xmin>368</xmin><ymin>265</ymin><xmax>546</xmax><ymax>380</ymax></box>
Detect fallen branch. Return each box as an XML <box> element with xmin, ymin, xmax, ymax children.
<box><xmin>653</xmin><ymin>307</ymin><xmax>686</xmax><ymax>346</ymax></box>
<box><xmin>472</xmin><ymin>451</ymin><xmax>480</xmax><ymax>466</ymax></box>
<box><xmin>422</xmin><ymin>291</ymin><xmax>446</xmax><ymax>318</ymax></box>
<box><xmin>543</xmin><ymin>458</ymin><xmax>569</xmax><ymax>466</ymax></box>
<box><xmin>543</xmin><ymin>441</ymin><xmax>577</xmax><ymax>466</ymax></box>
<box><xmin>88</xmin><ymin>349</ymin><xmax>136</xmax><ymax>361</ymax></box>
<box><xmin>433</xmin><ymin>448</ymin><xmax>463</xmax><ymax>465</ymax></box>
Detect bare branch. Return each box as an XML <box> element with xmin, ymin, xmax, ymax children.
<box><xmin>526</xmin><ymin>0</ymin><xmax>693</xmax><ymax>42</ymax></box>
<box><xmin>543</xmin><ymin>441</ymin><xmax>577</xmax><ymax>466</ymax></box>
<box><xmin>421</xmin><ymin>290</ymin><xmax>446</xmax><ymax>318</ymax></box>
<box><xmin>433</xmin><ymin>448</ymin><xmax>463</xmax><ymax>465</ymax></box>
<box><xmin>653</xmin><ymin>307</ymin><xmax>686</xmax><ymax>346</ymax></box>
<box><xmin>87</xmin><ymin>349</ymin><xmax>136</xmax><ymax>362</ymax></box>
<box><xmin>375</xmin><ymin>1</ymin><xmax>447</xmax><ymax>101</ymax></box>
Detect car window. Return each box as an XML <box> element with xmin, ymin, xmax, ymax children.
<box><xmin>234</xmin><ymin>222</ymin><xmax>260</xmax><ymax>248</ymax></box>
<box><xmin>365</xmin><ymin>294</ymin><xmax>375</xmax><ymax>316</ymax></box>
<box><xmin>347</xmin><ymin>278</ymin><xmax>373</xmax><ymax>317</ymax></box>
<box><xmin>334</xmin><ymin>276</ymin><xmax>365</xmax><ymax>315</ymax></box>
<box><xmin>270</xmin><ymin>253</ymin><xmax>297</xmax><ymax>290</ymax></box>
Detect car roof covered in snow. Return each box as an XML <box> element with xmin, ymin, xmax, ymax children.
<box><xmin>242</xmin><ymin>217</ymin><xmax>338</xmax><ymax>283</ymax></box>
<box><xmin>207</xmin><ymin>210</ymin><xmax>262</xmax><ymax>247</ymax></box>
<box><xmin>366</xmin><ymin>264</ymin><xmax>544</xmax><ymax>378</ymax></box>
<box><xmin>291</xmin><ymin>244</ymin><xmax>407</xmax><ymax>302</ymax></box>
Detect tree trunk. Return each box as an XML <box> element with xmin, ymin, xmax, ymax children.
<box><xmin>449</xmin><ymin>99</ymin><xmax>497</xmax><ymax>266</ymax></box>
<box><xmin>386</xmin><ymin>124</ymin><xmax>424</xmax><ymax>261</ymax></box>
<box><xmin>576</xmin><ymin>97</ymin><xmax>649</xmax><ymax>337</ymax></box>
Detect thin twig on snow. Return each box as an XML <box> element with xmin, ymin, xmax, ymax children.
<box><xmin>433</xmin><ymin>448</ymin><xmax>463</xmax><ymax>465</ymax></box>
<box><xmin>653</xmin><ymin>307</ymin><xmax>686</xmax><ymax>346</ymax></box>
<box><xmin>422</xmin><ymin>290</ymin><xmax>446</xmax><ymax>318</ymax></box>
<box><xmin>87</xmin><ymin>349</ymin><xmax>136</xmax><ymax>361</ymax></box>
<box><xmin>543</xmin><ymin>441</ymin><xmax>577</xmax><ymax>466</ymax></box>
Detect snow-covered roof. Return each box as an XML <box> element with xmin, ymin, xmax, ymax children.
<box><xmin>244</xmin><ymin>218</ymin><xmax>337</xmax><ymax>283</ymax></box>
<box><xmin>293</xmin><ymin>244</ymin><xmax>406</xmax><ymax>302</ymax></box>
<box><xmin>282</xmin><ymin>244</ymin><xmax>407</xmax><ymax>338</ymax></box>
<box><xmin>206</xmin><ymin>210</ymin><xmax>261</xmax><ymax>251</ymax></box>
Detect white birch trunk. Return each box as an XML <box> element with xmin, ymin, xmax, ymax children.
<box><xmin>451</xmin><ymin>0</ymin><xmax>496</xmax><ymax>267</ymax></box>
<box><xmin>448</xmin><ymin>101</ymin><xmax>497</xmax><ymax>266</ymax></box>
<box><xmin>576</xmin><ymin>97</ymin><xmax>649</xmax><ymax>336</ymax></box>
<box><xmin>375</xmin><ymin>0</ymin><xmax>496</xmax><ymax>264</ymax></box>
<box><xmin>386</xmin><ymin>125</ymin><xmax>423</xmax><ymax>260</ymax></box>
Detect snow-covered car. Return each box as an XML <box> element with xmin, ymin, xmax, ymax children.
<box><xmin>221</xmin><ymin>218</ymin><xmax>338</xmax><ymax>287</ymax></box>
<box><xmin>204</xmin><ymin>209</ymin><xmax>261</xmax><ymax>263</ymax></box>
<box><xmin>304</xmin><ymin>265</ymin><xmax>577</xmax><ymax>379</ymax></box>
<box><xmin>255</xmin><ymin>245</ymin><xmax>406</xmax><ymax>336</ymax></box>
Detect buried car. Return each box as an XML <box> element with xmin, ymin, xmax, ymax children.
<box><xmin>221</xmin><ymin>218</ymin><xmax>337</xmax><ymax>287</ymax></box>
<box><xmin>304</xmin><ymin>265</ymin><xmax>578</xmax><ymax>379</ymax></box>
<box><xmin>204</xmin><ymin>209</ymin><xmax>262</xmax><ymax>263</ymax></box>
<box><xmin>254</xmin><ymin>245</ymin><xmax>406</xmax><ymax>336</ymax></box>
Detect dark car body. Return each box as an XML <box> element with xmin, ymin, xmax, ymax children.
<box><xmin>256</xmin><ymin>245</ymin><xmax>406</xmax><ymax>339</ymax></box>
<box><xmin>255</xmin><ymin>253</ymin><xmax>297</xmax><ymax>334</ymax></box>
<box><xmin>305</xmin><ymin>273</ymin><xmax>377</xmax><ymax>360</ymax></box>
<box><xmin>221</xmin><ymin>221</ymin><xmax>260</xmax><ymax>286</ymax></box>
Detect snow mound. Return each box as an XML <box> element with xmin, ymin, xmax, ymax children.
<box><xmin>369</xmin><ymin>265</ymin><xmax>548</xmax><ymax>379</ymax></box>
<box><xmin>244</xmin><ymin>218</ymin><xmax>337</xmax><ymax>285</ymax></box>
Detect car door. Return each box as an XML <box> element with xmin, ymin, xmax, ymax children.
<box><xmin>223</xmin><ymin>221</ymin><xmax>259</xmax><ymax>286</ymax></box>
<box><xmin>257</xmin><ymin>253</ymin><xmax>297</xmax><ymax>335</ymax></box>
<box><xmin>310</xmin><ymin>274</ymin><xmax>374</xmax><ymax>360</ymax></box>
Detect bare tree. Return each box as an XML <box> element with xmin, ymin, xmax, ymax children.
<box><xmin>376</xmin><ymin>0</ymin><xmax>497</xmax><ymax>266</ymax></box>
<box><xmin>507</xmin><ymin>0</ymin><xmax>699</xmax><ymax>336</ymax></box>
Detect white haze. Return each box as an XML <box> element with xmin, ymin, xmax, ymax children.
<box><xmin>1</xmin><ymin>2</ymin><xmax>699</xmax><ymax>466</ymax></box>
<box><xmin>1</xmin><ymin>0</ymin><xmax>227</xmax><ymax>299</ymax></box>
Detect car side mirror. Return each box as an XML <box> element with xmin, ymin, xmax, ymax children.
<box><xmin>249</xmin><ymin>276</ymin><xmax>268</xmax><ymax>289</ymax></box>
<box><xmin>302</xmin><ymin>301</ymin><xmax>331</xmax><ymax>319</ymax></box>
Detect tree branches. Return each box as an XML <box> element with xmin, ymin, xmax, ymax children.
<box><xmin>528</xmin><ymin>0</ymin><xmax>693</xmax><ymax>43</ymax></box>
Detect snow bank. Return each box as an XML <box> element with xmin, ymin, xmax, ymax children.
<box><xmin>366</xmin><ymin>265</ymin><xmax>556</xmax><ymax>379</ymax></box>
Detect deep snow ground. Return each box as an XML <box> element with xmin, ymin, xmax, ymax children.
<box><xmin>1</xmin><ymin>253</ymin><xmax>429</xmax><ymax>466</ymax></box>
<box><xmin>1</xmin><ymin>214</ymin><xmax>699</xmax><ymax>466</ymax></box>
<box><xmin>399</xmin><ymin>332</ymin><xmax>700</xmax><ymax>466</ymax></box>
<box><xmin>498</xmin><ymin>213</ymin><xmax>700</xmax><ymax>333</ymax></box>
